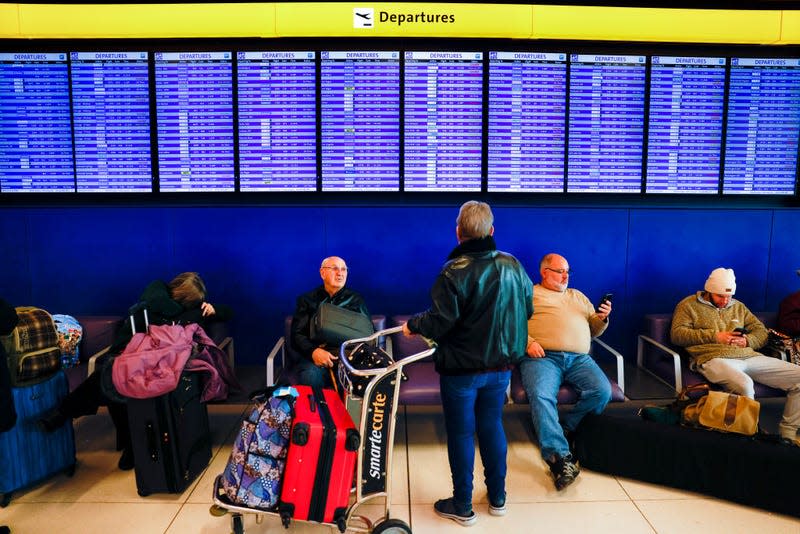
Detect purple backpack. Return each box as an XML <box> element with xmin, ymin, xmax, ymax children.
<box><xmin>221</xmin><ymin>388</ymin><xmax>296</xmax><ymax>510</ymax></box>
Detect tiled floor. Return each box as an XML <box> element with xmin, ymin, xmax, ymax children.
<box><xmin>3</xmin><ymin>403</ymin><xmax>800</xmax><ymax>534</ymax></box>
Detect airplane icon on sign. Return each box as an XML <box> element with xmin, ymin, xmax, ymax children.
<box><xmin>353</xmin><ymin>7</ymin><xmax>374</xmax><ymax>28</ymax></box>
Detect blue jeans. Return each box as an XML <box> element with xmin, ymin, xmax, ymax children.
<box><xmin>440</xmin><ymin>370</ymin><xmax>510</xmax><ymax>510</ymax></box>
<box><xmin>519</xmin><ymin>351</ymin><xmax>611</xmax><ymax>460</ymax></box>
<box><xmin>294</xmin><ymin>359</ymin><xmax>333</xmax><ymax>389</ymax></box>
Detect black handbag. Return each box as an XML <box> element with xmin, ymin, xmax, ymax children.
<box><xmin>310</xmin><ymin>302</ymin><xmax>373</xmax><ymax>347</ymax></box>
<box><xmin>768</xmin><ymin>329</ymin><xmax>800</xmax><ymax>366</ymax></box>
<box><xmin>344</xmin><ymin>343</ymin><xmax>406</xmax><ymax>398</ymax></box>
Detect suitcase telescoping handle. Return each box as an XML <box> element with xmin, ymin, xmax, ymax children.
<box><xmin>128</xmin><ymin>301</ymin><xmax>149</xmax><ymax>334</ymax></box>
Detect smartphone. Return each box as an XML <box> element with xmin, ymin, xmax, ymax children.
<box><xmin>733</xmin><ymin>326</ymin><xmax>750</xmax><ymax>335</ymax></box>
<box><xmin>598</xmin><ymin>293</ymin><xmax>613</xmax><ymax>309</ymax></box>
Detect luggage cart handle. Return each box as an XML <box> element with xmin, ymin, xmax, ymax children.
<box><xmin>338</xmin><ymin>326</ymin><xmax>435</xmax><ymax>376</ymax></box>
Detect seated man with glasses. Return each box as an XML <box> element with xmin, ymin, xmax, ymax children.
<box><xmin>290</xmin><ymin>256</ymin><xmax>371</xmax><ymax>388</ymax></box>
<box><xmin>519</xmin><ymin>253</ymin><xmax>613</xmax><ymax>491</ymax></box>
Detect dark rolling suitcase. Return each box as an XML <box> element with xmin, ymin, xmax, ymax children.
<box><xmin>0</xmin><ymin>371</ymin><xmax>76</xmax><ymax>506</ymax></box>
<box><xmin>279</xmin><ymin>385</ymin><xmax>359</xmax><ymax>531</ymax></box>
<box><xmin>127</xmin><ymin>371</ymin><xmax>211</xmax><ymax>496</ymax></box>
<box><xmin>123</xmin><ymin>304</ymin><xmax>212</xmax><ymax>496</ymax></box>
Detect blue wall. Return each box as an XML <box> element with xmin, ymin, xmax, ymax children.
<box><xmin>1</xmin><ymin>204</ymin><xmax>799</xmax><ymax>365</ymax></box>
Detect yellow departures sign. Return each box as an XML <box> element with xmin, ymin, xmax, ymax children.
<box><xmin>275</xmin><ymin>3</ymin><xmax>532</xmax><ymax>38</ymax></box>
<box><xmin>0</xmin><ymin>3</ymin><xmax>798</xmax><ymax>43</ymax></box>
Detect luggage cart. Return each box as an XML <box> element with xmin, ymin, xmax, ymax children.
<box><xmin>211</xmin><ymin>326</ymin><xmax>434</xmax><ymax>534</ymax></box>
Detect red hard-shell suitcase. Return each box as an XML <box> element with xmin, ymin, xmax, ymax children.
<box><xmin>278</xmin><ymin>385</ymin><xmax>359</xmax><ymax>529</ymax></box>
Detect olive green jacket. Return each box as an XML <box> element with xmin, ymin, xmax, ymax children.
<box><xmin>670</xmin><ymin>291</ymin><xmax>768</xmax><ymax>367</ymax></box>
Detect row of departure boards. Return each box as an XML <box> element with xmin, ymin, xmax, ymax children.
<box><xmin>1</xmin><ymin>50</ymin><xmax>799</xmax><ymax>194</ymax></box>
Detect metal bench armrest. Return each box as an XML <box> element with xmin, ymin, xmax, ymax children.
<box><xmin>87</xmin><ymin>346</ymin><xmax>111</xmax><ymax>376</ymax></box>
<box><xmin>266</xmin><ymin>336</ymin><xmax>285</xmax><ymax>386</ymax></box>
<box><xmin>637</xmin><ymin>334</ymin><xmax>683</xmax><ymax>392</ymax></box>
<box><xmin>591</xmin><ymin>337</ymin><xmax>625</xmax><ymax>395</ymax></box>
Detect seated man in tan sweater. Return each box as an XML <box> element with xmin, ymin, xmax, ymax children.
<box><xmin>519</xmin><ymin>253</ymin><xmax>612</xmax><ymax>491</ymax></box>
<box><xmin>671</xmin><ymin>267</ymin><xmax>800</xmax><ymax>444</ymax></box>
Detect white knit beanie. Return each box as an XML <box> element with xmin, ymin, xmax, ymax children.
<box><xmin>705</xmin><ymin>268</ymin><xmax>736</xmax><ymax>295</ymax></box>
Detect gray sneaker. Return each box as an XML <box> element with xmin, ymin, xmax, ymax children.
<box><xmin>434</xmin><ymin>497</ymin><xmax>477</xmax><ymax>527</ymax></box>
<box><xmin>488</xmin><ymin>495</ymin><xmax>507</xmax><ymax>516</ymax></box>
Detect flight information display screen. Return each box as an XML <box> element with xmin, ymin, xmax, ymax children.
<box><xmin>404</xmin><ymin>51</ymin><xmax>483</xmax><ymax>192</ymax></box>
<box><xmin>723</xmin><ymin>57</ymin><xmax>800</xmax><ymax>195</ymax></box>
<box><xmin>321</xmin><ymin>51</ymin><xmax>400</xmax><ymax>191</ymax></box>
<box><xmin>238</xmin><ymin>51</ymin><xmax>317</xmax><ymax>192</ymax></box>
<box><xmin>71</xmin><ymin>51</ymin><xmax>152</xmax><ymax>192</ymax></box>
<box><xmin>487</xmin><ymin>51</ymin><xmax>567</xmax><ymax>192</ymax></box>
<box><xmin>567</xmin><ymin>54</ymin><xmax>646</xmax><ymax>193</ymax></box>
<box><xmin>155</xmin><ymin>51</ymin><xmax>234</xmax><ymax>192</ymax></box>
<box><xmin>0</xmin><ymin>52</ymin><xmax>74</xmax><ymax>193</ymax></box>
<box><xmin>646</xmin><ymin>56</ymin><xmax>726</xmax><ymax>194</ymax></box>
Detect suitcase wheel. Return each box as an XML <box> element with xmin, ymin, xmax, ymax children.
<box><xmin>372</xmin><ymin>518</ymin><xmax>412</xmax><ymax>533</ymax></box>
<box><xmin>138</xmin><ymin>488</ymin><xmax>150</xmax><ymax>497</ymax></box>
<box><xmin>65</xmin><ymin>463</ymin><xmax>76</xmax><ymax>477</ymax></box>
<box><xmin>292</xmin><ymin>422</ymin><xmax>310</xmax><ymax>446</ymax></box>
<box><xmin>279</xmin><ymin>503</ymin><xmax>294</xmax><ymax>528</ymax></box>
<box><xmin>209</xmin><ymin>504</ymin><xmax>228</xmax><ymax>517</ymax></box>
<box><xmin>231</xmin><ymin>513</ymin><xmax>244</xmax><ymax>534</ymax></box>
<box><xmin>345</xmin><ymin>428</ymin><xmax>360</xmax><ymax>452</ymax></box>
<box><xmin>0</xmin><ymin>492</ymin><xmax>10</xmax><ymax>508</ymax></box>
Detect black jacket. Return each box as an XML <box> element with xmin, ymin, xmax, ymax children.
<box><xmin>0</xmin><ymin>298</ymin><xmax>20</xmax><ymax>432</ymax></box>
<box><xmin>407</xmin><ymin>236</ymin><xmax>533</xmax><ymax>375</ymax></box>
<box><xmin>109</xmin><ymin>280</ymin><xmax>234</xmax><ymax>355</ymax></box>
<box><xmin>291</xmin><ymin>286</ymin><xmax>370</xmax><ymax>363</ymax></box>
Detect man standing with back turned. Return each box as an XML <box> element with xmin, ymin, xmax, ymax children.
<box><xmin>403</xmin><ymin>201</ymin><xmax>533</xmax><ymax>527</ymax></box>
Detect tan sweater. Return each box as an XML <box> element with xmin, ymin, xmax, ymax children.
<box><xmin>670</xmin><ymin>291</ymin><xmax>768</xmax><ymax>366</ymax></box>
<box><xmin>527</xmin><ymin>285</ymin><xmax>608</xmax><ymax>355</ymax></box>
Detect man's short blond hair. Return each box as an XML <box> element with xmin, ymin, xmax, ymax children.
<box><xmin>456</xmin><ymin>201</ymin><xmax>494</xmax><ymax>241</ymax></box>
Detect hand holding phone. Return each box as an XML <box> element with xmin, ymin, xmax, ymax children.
<box><xmin>598</xmin><ymin>293</ymin><xmax>613</xmax><ymax>310</ymax></box>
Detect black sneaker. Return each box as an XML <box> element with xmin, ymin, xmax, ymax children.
<box><xmin>434</xmin><ymin>497</ymin><xmax>477</xmax><ymax>527</ymax></box>
<box><xmin>118</xmin><ymin>448</ymin><xmax>135</xmax><ymax>471</ymax></box>
<box><xmin>546</xmin><ymin>454</ymin><xmax>580</xmax><ymax>491</ymax></box>
<box><xmin>488</xmin><ymin>494</ymin><xmax>507</xmax><ymax>516</ymax></box>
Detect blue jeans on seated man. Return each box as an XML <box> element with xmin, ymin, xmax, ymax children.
<box><xmin>440</xmin><ymin>370</ymin><xmax>510</xmax><ymax>512</ymax></box>
<box><xmin>519</xmin><ymin>351</ymin><xmax>611</xmax><ymax>460</ymax></box>
<box><xmin>294</xmin><ymin>358</ymin><xmax>334</xmax><ymax>389</ymax></box>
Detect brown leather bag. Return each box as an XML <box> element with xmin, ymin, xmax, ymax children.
<box><xmin>682</xmin><ymin>386</ymin><xmax>760</xmax><ymax>436</ymax></box>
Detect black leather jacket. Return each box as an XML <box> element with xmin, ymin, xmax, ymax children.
<box><xmin>407</xmin><ymin>236</ymin><xmax>533</xmax><ymax>375</ymax></box>
<box><xmin>291</xmin><ymin>286</ymin><xmax>370</xmax><ymax>363</ymax></box>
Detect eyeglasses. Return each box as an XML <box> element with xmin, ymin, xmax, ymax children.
<box><xmin>545</xmin><ymin>267</ymin><xmax>572</xmax><ymax>275</ymax></box>
<box><xmin>322</xmin><ymin>266</ymin><xmax>348</xmax><ymax>273</ymax></box>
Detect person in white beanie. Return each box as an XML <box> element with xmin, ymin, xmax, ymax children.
<box><xmin>671</xmin><ymin>267</ymin><xmax>800</xmax><ymax>444</ymax></box>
